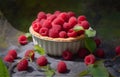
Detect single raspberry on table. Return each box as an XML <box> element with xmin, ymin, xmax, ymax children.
<box><xmin>62</xmin><ymin>50</ymin><xmax>73</xmax><ymax>60</ymax></box>
<box><xmin>37</xmin><ymin>11</ymin><xmax>47</xmax><ymax>20</ymax></box>
<box><xmin>25</xmin><ymin>50</ymin><xmax>35</xmax><ymax>60</ymax></box>
<box><xmin>80</xmin><ymin>20</ymin><xmax>90</xmax><ymax>29</ymax></box>
<box><xmin>57</xmin><ymin>61</ymin><xmax>67</xmax><ymax>73</ymax></box>
<box><xmin>84</xmin><ymin>54</ymin><xmax>96</xmax><ymax>65</ymax></box>
<box><xmin>36</xmin><ymin>56</ymin><xmax>48</xmax><ymax>66</ymax></box>
<box><xmin>32</xmin><ymin>22</ymin><xmax>42</xmax><ymax>32</ymax></box>
<box><xmin>18</xmin><ymin>35</ymin><xmax>28</xmax><ymax>45</ymax></box>
<box><xmin>78</xmin><ymin>48</ymin><xmax>89</xmax><ymax>58</ymax></box>
<box><xmin>39</xmin><ymin>27</ymin><xmax>49</xmax><ymax>36</ymax></box>
<box><xmin>4</xmin><ymin>55</ymin><xmax>14</xmax><ymax>63</ymax></box>
<box><xmin>59</xmin><ymin>31</ymin><xmax>67</xmax><ymax>38</ymax></box>
<box><xmin>115</xmin><ymin>46</ymin><xmax>120</xmax><ymax>55</ymax></box>
<box><xmin>42</xmin><ymin>20</ymin><xmax>52</xmax><ymax>29</ymax></box>
<box><xmin>69</xmin><ymin>16</ymin><xmax>77</xmax><ymax>27</ymax></box>
<box><xmin>17</xmin><ymin>59</ymin><xmax>28</xmax><ymax>71</ymax></box>
<box><xmin>67</xmin><ymin>29</ymin><xmax>77</xmax><ymax>37</ymax></box>
<box><xmin>95</xmin><ymin>48</ymin><xmax>105</xmax><ymax>58</ymax></box>
<box><xmin>8</xmin><ymin>49</ymin><xmax>17</xmax><ymax>59</ymax></box>
<box><xmin>49</xmin><ymin>28</ymin><xmax>59</xmax><ymax>38</ymax></box>
<box><xmin>94</xmin><ymin>38</ymin><xmax>101</xmax><ymax>47</ymax></box>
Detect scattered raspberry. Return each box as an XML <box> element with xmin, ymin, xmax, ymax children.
<box><xmin>59</xmin><ymin>31</ymin><xmax>67</xmax><ymax>38</ymax></box>
<box><xmin>42</xmin><ymin>20</ymin><xmax>52</xmax><ymax>29</ymax></box>
<box><xmin>67</xmin><ymin>11</ymin><xmax>75</xmax><ymax>18</ymax></box>
<box><xmin>95</xmin><ymin>48</ymin><xmax>105</xmax><ymax>58</ymax></box>
<box><xmin>63</xmin><ymin>22</ymin><xmax>72</xmax><ymax>31</ymax></box>
<box><xmin>49</xmin><ymin>28</ymin><xmax>59</xmax><ymax>38</ymax></box>
<box><xmin>84</xmin><ymin>54</ymin><xmax>96</xmax><ymax>65</ymax></box>
<box><xmin>115</xmin><ymin>46</ymin><xmax>120</xmax><ymax>55</ymax></box>
<box><xmin>80</xmin><ymin>21</ymin><xmax>90</xmax><ymax>29</ymax></box>
<box><xmin>18</xmin><ymin>35</ymin><xmax>28</xmax><ymax>45</ymax></box>
<box><xmin>57</xmin><ymin>61</ymin><xmax>67</xmax><ymax>73</ymax></box>
<box><xmin>78</xmin><ymin>15</ymin><xmax>86</xmax><ymax>23</ymax></box>
<box><xmin>25</xmin><ymin>50</ymin><xmax>35</xmax><ymax>60</ymax></box>
<box><xmin>8</xmin><ymin>49</ymin><xmax>17</xmax><ymax>59</ymax></box>
<box><xmin>78</xmin><ymin>48</ymin><xmax>89</xmax><ymax>58</ymax></box>
<box><xmin>77</xmin><ymin>30</ymin><xmax>85</xmax><ymax>36</ymax></box>
<box><xmin>17</xmin><ymin>59</ymin><xmax>28</xmax><ymax>71</ymax></box>
<box><xmin>39</xmin><ymin>27</ymin><xmax>49</xmax><ymax>36</ymax></box>
<box><xmin>37</xmin><ymin>11</ymin><xmax>47</xmax><ymax>20</ymax></box>
<box><xmin>32</xmin><ymin>22</ymin><xmax>42</xmax><ymax>32</ymax></box>
<box><xmin>62</xmin><ymin>50</ymin><xmax>73</xmax><ymax>60</ymax></box>
<box><xmin>94</xmin><ymin>38</ymin><xmax>101</xmax><ymax>47</ymax></box>
<box><xmin>67</xmin><ymin>29</ymin><xmax>77</xmax><ymax>37</ymax></box>
<box><xmin>58</xmin><ymin>12</ymin><xmax>68</xmax><ymax>21</ymax></box>
<box><xmin>36</xmin><ymin>56</ymin><xmax>48</xmax><ymax>66</ymax></box>
<box><xmin>52</xmin><ymin>17</ymin><xmax>64</xmax><ymax>25</ymax></box>
<box><xmin>4</xmin><ymin>55</ymin><xmax>14</xmax><ymax>63</ymax></box>
<box><xmin>69</xmin><ymin>16</ymin><xmax>77</xmax><ymax>27</ymax></box>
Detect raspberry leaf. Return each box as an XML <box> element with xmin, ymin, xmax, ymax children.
<box><xmin>85</xmin><ymin>29</ymin><xmax>96</xmax><ymax>37</ymax></box>
<box><xmin>25</xmin><ymin>32</ymin><xmax>32</xmax><ymax>41</ymax></box>
<box><xmin>73</xmin><ymin>25</ymin><xmax>84</xmax><ymax>32</ymax></box>
<box><xmin>34</xmin><ymin>45</ymin><xmax>45</xmax><ymax>55</ymax></box>
<box><xmin>77</xmin><ymin>70</ymin><xmax>89</xmax><ymax>76</ymax></box>
<box><xmin>0</xmin><ymin>58</ymin><xmax>10</xmax><ymax>77</ymax></box>
<box><xmin>85</xmin><ymin>38</ymin><xmax>96</xmax><ymax>53</ymax></box>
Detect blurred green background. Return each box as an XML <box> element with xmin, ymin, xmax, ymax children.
<box><xmin>0</xmin><ymin>0</ymin><xmax>120</xmax><ymax>45</ymax></box>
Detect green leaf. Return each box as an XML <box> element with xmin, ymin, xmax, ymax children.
<box><xmin>77</xmin><ymin>70</ymin><xmax>89</xmax><ymax>77</ymax></box>
<box><xmin>0</xmin><ymin>58</ymin><xmax>10</xmax><ymax>77</ymax></box>
<box><xmin>73</xmin><ymin>25</ymin><xmax>84</xmax><ymax>32</ymax></box>
<box><xmin>85</xmin><ymin>38</ymin><xmax>96</xmax><ymax>53</ymax></box>
<box><xmin>34</xmin><ymin>45</ymin><xmax>45</xmax><ymax>55</ymax></box>
<box><xmin>85</xmin><ymin>29</ymin><xmax>96</xmax><ymax>37</ymax></box>
<box><xmin>88</xmin><ymin>61</ymin><xmax>109</xmax><ymax>77</ymax></box>
<box><xmin>25</xmin><ymin>32</ymin><xmax>32</xmax><ymax>38</ymax></box>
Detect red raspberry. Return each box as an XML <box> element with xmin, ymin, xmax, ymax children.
<box><xmin>69</xmin><ymin>16</ymin><xmax>77</xmax><ymax>27</ymax></box>
<box><xmin>40</xmin><ymin>19</ymin><xmax>45</xmax><ymax>25</ymax></box>
<box><xmin>84</xmin><ymin>54</ymin><xmax>96</xmax><ymax>65</ymax></box>
<box><xmin>4</xmin><ymin>55</ymin><xmax>14</xmax><ymax>63</ymax></box>
<box><xmin>95</xmin><ymin>48</ymin><xmax>105</xmax><ymax>58</ymax></box>
<box><xmin>78</xmin><ymin>15</ymin><xmax>86</xmax><ymax>22</ymax></box>
<box><xmin>17</xmin><ymin>59</ymin><xmax>28</xmax><ymax>71</ymax></box>
<box><xmin>77</xmin><ymin>30</ymin><xmax>85</xmax><ymax>36</ymax></box>
<box><xmin>25</xmin><ymin>50</ymin><xmax>35</xmax><ymax>60</ymax></box>
<box><xmin>94</xmin><ymin>38</ymin><xmax>101</xmax><ymax>47</ymax></box>
<box><xmin>54</xmin><ymin>11</ymin><xmax>61</xmax><ymax>16</ymax></box>
<box><xmin>47</xmin><ymin>15</ymin><xmax>56</xmax><ymax>22</ymax></box>
<box><xmin>32</xmin><ymin>22</ymin><xmax>42</xmax><ymax>32</ymax></box>
<box><xmin>67</xmin><ymin>11</ymin><xmax>75</xmax><ymax>18</ymax></box>
<box><xmin>18</xmin><ymin>35</ymin><xmax>28</xmax><ymax>45</ymax></box>
<box><xmin>78</xmin><ymin>48</ymin><xmax>89</xmax><ymax>58</ymax></box>
<box><xmin>46</xmin><ymin>13</ymin><xmax>52</xmax><ymax>17</ymax></box>
<box><xmin>115</xmin><ymin>46</ymin><xmax>120</xmax><ymax>55</ymax></box>
<box><xmin>59</xmin><ymin>31</ymin><xmax>67</xmax><ymax>38</ymax></box>
<box><xmin>42</xmin><ymin>20</ymin><xmax>52</xmax><ymax>29</ymax></box>
<box><xmin>49</xmin><ymin>28</ymin><xmax>59</xmax><ymax>38</ymax></box>
<box><xmin>36</xmin><ymin>56</ymin><xmax>48</xmax><ymax>66</ymax></box>
<box><xmin>57</xmin><ymin>61</ymin><xmax>67</xmax><ymax>73</ymax></box>
<box><xmin>8</xmin><ymin>49</ymin><xmax>17</xmax><ymax>59</ymax></box>
<box><xmin>39</xmin><ymin>27</ymin><xmax>49</xmax><ymax>36</ymax></box>
<box><xmin>52</xmin><ymin>24</ymin><xmax>62</xmax><ymax>31</ymax></box>
<box><xmin>63</xmin><ymin>22</ymin><xmax>72</xmax><ymax>31</ymax></box>
<box><xmin>37</xmin><ymin>11</ymin><xmax>47</xmax><ymax>20</ymax></box>
<box><xmin>58</xmin><ymin>12</ymin><xmax>68</xmax><ymax>21</ymax></box>
<box><xmin>67</xmin><ymin>29</ymin><xmax>77</xmax><ymax>37</ymax></box>
<box><xmin>80</xmin><ymin>21</ymin><xmax>90</xmax><ymax>29</ymax></box>
<box><xmin>52</xmin><ymin>17</ymin><xmax>64</xmax><ymax>25</ymax></box>
<box><xmin>62</xmin><ymin>50</ymin><xmax>73</xmax><ymax>60</ymax></box>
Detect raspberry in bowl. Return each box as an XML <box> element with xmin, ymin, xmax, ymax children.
<box><xmin>29</xmin><ymin>11</ymin><xmax>94</xmax><ymax>56</ymax></box>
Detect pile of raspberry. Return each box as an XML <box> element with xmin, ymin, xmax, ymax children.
<box><xmin>32</xmin><ymin>11</ymin><xmax>90</xmax><ymax>38</ymax></box>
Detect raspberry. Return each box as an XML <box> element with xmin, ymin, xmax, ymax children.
<box><xmin>54</xmin><ymin>11</ymin><xmax>61</xmax><ymax>16</ymax></box>
<box><xmin>37</xmin><ymin>11</ymin><xmax>47</xmax><ymax>20</ymax></box>
<box><xmin>63</xmin><ymin>22</ymin><xmax>73</xmax><ymax>31</ymax></box>
<box><xmin>49</xmin><ymin>28</ymin><xmax>59</xmax><ymax>38</ymax></box>
<box><xmin>57</xmin><ymin>61</ymin><xmax>67</xmax><ymax>73</ymax></box>
<box><xmin>67</xmin><ymin>29</ymin><xmax>77</xmax><ymax>37</ymax></box>
<box><xmin>59</xmin><ymin>31</ymin><xmax>67</xmax><ymax>38</ymax></box>
<box><xmin>8</xmin><ymin>49</ymin><xmax>17</xmax><ymax>59</ymax></box>
<box><xmin>46</xmin><ymin>13</ymin><xmax>52</xmax><ymax>17</ymax></box>
<box><xmin>36</xmin><ymin>56</ymin><xmax>48</xmax><ymax>66</ymax></box>
<box><xmin>18</xmin><ymin>35</ymin><xmax>28</xmax><ymax>45</ymax></box>
<box><xmin>40</xmin><ymin>19</ymin><xmax>45</xmax><ymax>25</ymax></box>
<box><xmin>78</xmin><ymin>15</ymin><xmax>86</xmax><ymax>22</ymax></box>
<box><xmin>78</xmin><ymin>48</ymin><xmax>89</xmax><ymax>58</ymax></box>
<box><xmin>52</xmin><ymin>17</ymin><xmax>64</xmax><ymax>25</ymax></box>
<box><xmin>69</xmin><ymin>16</ymin><xmax>77</xmax><ymax>27</ymax></box>
<box><xmin>39</xmin><ymin>27</ymin><xmax>49</xmax><ymax>36</ymax></box>
<box><xmin>47</xmin><ymin>15</ymin><xmax>56</xmax><ymax>22</ymax></box>
<box><xmin>84</xmin><ymin>54</ymin><xmax>96</xmax><ymax>65</ymax></box>
<box><xmin>62</xmin><ymin>50</ymin><xmax>73</xmax><ymax>60</ymax></box>
<box><xmin>25</xmin><ymin>50</ymin><xmax>35</xmax><ymax>60</ymax></box>
<box><xmin>77</xmin><ymin>30</ymin><xmax>85</xmax><ymax>36</ymax></box>
<box><xmin>95</xmin><ymin>48</ymin><xmax>105</xmax><ymax>58</ymax></box>
<box><xmin>17</xmin><ymin>59</ymin><xmax>28</xmax><ymax>71</ymax></box>
<box><xmin>32</xmin><ymin>22</ymin><xmax>42</xmax><ymax>32</ymax></box>
<box><xmin>94</xmin><ymin>38</ymin><xmax>101</xmax><ymax>47</ymax></box>
<box><xmin>52</xmin><ymin>24</ymin><xmax>62</xmax><ymax>31</ymax></box>
<box><xmin>80</xmin><ymin>21</ymin><xmax>90</xmax><ymax>29</ymax></box>
<box><xmin>58</xmin><ymin>12</ymin><xmax>69</xmax><ymax>21</ymax></box>
<box><xmin>4</xmin><ymin>55</ymin><xmax>14</xmax><ymax>63</ymax></box>
<box><xmin>42</xmin><ymin>20</ymin><xmax>52</xmax><ymax>29</ymax></box>
<box><xmin>67</xmin><ymin>11</ymin><xmax>75</xmax><ymax>18</ymax></box>
<box><xmin>115</xmin><ymin>46</ymin><xmax>120</xmax><ymax>55</ymax></box>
